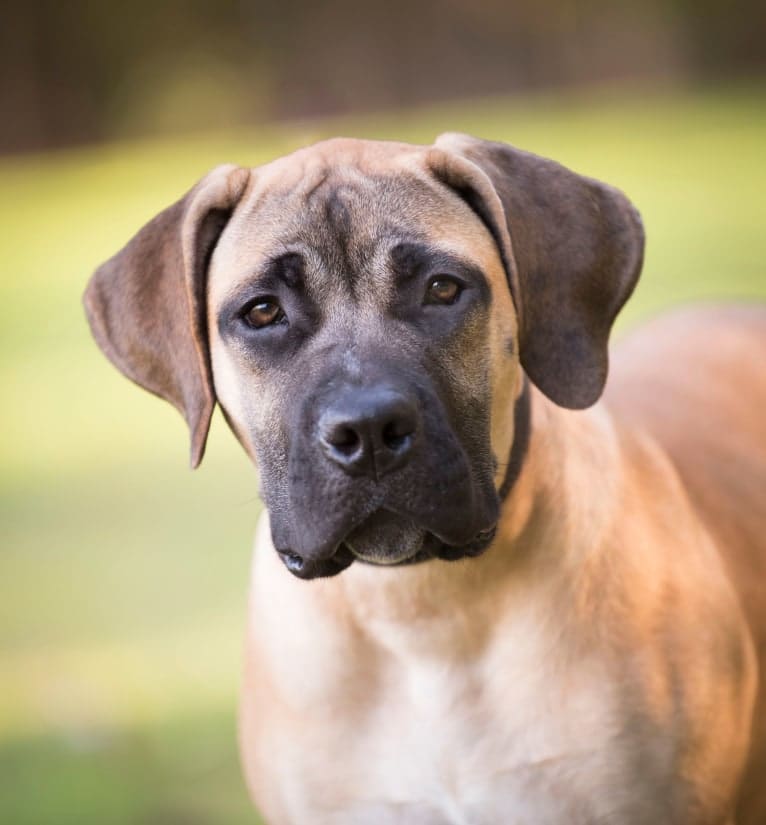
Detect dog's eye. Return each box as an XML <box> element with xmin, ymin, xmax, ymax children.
<box><xmin>425</xmin><ymin>276</ymin><xmax>462</xmax><ymax>305</ymax></box>
<box><xmin>243</xmin><ymin>299</ymin><xmax>285</xmax><ymax>329</ymax></box>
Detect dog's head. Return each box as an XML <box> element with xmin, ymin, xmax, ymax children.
<box><xmin>84</xmin><ymin>135</ymin><xmax>643</xmax><ymax>579</ymax></box>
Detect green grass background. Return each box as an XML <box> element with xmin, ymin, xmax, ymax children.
<box><xmin>1</xmin><ymin>85</ymin><xmax>765</xmax><ymax>823</ymax></box>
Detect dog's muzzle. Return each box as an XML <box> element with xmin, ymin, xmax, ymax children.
<box><xmin>267</xmin><ymin>373</ymin><xmax>500</xmax><ymax>580</ymax></box>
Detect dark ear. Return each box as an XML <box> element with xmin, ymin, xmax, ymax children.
<box><xmin>83</xmin><ymin>164</ymin><xmax>251</xmax><ymax>467</ymax></box>
<box><xmin>428</xmin><ymin>133</ymin><xmax>644</xmax><ymax>409</ymax></box>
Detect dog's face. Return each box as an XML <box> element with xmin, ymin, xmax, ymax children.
<box><xmin>207</xmin><ymin>141</ymin><xmax>519</xmax><ymax>576</ymax></box>
<box><xmin>84</xmin><ymin>135</ymin><xmax>644</xmax><ymax>579</ymax></box>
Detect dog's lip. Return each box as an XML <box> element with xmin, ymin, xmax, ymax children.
<box><xmin>276</xmin><ymin>513</ymin><xmax>498</xmax><ymax>578</ymax></box>
<box><xmin>345</xmin><ymin>522</ymin><xmax>498</xmax><ymax>568</ymax></box>
<box><xmin>347</xmin><ymin>541</ymin><xmax>416</xmax><ymax>564</ymax></box>
<box><xmin>276</xmin><ymin>545</ymin><xmax>354</xmax><ymax>579</ymax></box>
<box><xmin>346</xmin><ymin>544</ymin><xmax>415</xmax><ymax>565</ymax></box>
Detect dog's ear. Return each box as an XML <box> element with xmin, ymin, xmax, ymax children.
<box><xmin>83</xmin><ymin>164</ymin><xmax>251</xmax><ymax>468</ymax></box>
<box><xmin>428</xmin><ymin>134</ymin><xmax>644</xmax><ymax>409</ymax></box>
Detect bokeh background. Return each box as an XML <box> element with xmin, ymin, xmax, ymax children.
<box><xmin>1</xmin><ymin>2</ymin><xmax>764</xmax><ymax>822</ymax></box>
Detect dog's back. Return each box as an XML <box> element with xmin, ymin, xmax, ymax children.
<box><xmin>606</xmin><ymin>304</ymin><xmax>766</xmax><ymax>823</ymax></box>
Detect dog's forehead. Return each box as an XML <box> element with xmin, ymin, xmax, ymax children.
<box><xmin>241</xmin><ymin>137</ymin><xmax>463</xmax><ymax>246</ymax></box>
<box><xmin>209</xmin><ymin>138</ymin><xmax>502</xmax><ymax>303</ymax></box>
<box><xmin>257</xmin><ymin>136</ymin><xmax>425</xmax><ymax>183</ymax></box>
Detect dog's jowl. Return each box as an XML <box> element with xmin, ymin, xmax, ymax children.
<box><xmin>85</xmin><ymin>135</ymin><xmax>766</xmax><ymax>825</ymax></box>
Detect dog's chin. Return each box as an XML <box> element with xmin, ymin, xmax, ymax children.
<box><xmin>275</xmin><ymin>509</ymin><xmax>499</xmax><ymax>579</ymax></box>
<box><xmin>343</xmin><ymin>509</ymin><xmax>498</xmax><ymax>567</ymax></box>
<box><xmin>344</xmin><ymin>510</ymin><xmax>426</xmax><ymax>565</ymax></box>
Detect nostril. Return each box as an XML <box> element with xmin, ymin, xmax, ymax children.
<box><xmin>325</xmin><ymin>424</ymin><xmax>361</xmax><ymax>456</ymax></box>
<box><xmin>318</xmin><ymin>390</ymin><xmax>419</xmax><ymax>476</ymax></box>
<box><xmin>382</xmin><ymin>417</ymin><xmax>415</xmax><ymax>452</ymax></box>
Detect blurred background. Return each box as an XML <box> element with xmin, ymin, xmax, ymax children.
<box><xmin>1</xmin><ymin>1</ymin><xmax>764</xmax><ymax>822</ymax></box>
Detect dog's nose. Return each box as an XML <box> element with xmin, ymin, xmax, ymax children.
<box><xmin>318</xmin><ymin>388</ymin><xmax>420</xmax><ymax>478</ymax></box>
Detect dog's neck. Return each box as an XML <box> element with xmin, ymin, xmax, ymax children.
<box><xmin>332</xmin><ymin>388</ymin><xmax>624</xmax><ymax>636</ymax></box>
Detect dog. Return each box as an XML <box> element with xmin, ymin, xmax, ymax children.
<box><xmin>84</xmin><ymin>134</ymin><xmax>766</xmax><ymax>824</ymax></box>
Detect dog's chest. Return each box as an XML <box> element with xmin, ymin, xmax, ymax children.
<box><xmin>246</xmin><ymin>581</ymin><xmax>671</xmax><ymax>825</ymax></box>
<box><xmin>327</xmin><ymin>650</ymin><xmax>627</xmax><ymax>825</ymax></box>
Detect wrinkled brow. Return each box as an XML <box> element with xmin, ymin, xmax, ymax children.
<box><xmin>216</xmin><ymin>251</ymin><xmax>307</xmax><ymax>316</ymax></box>
<box><xmin>389</xmin><ymin>241</ymin><xmax>487</xmax><ymax>285</ymax></box>
<box><xmin>261</xmin><ymin>251</ymin><xmax>305</xmax><ymax>289</ymax></box>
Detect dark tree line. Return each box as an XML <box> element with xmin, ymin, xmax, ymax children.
<box><xmin>1</xmin><ymin>0</ymin><xmax>764</xmax><ymax>154</ymax></box>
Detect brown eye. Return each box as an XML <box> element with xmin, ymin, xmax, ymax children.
<box><xmin>244</xmin><ymin>300</ymin><xmax>284</xmax><ymax>328</ymax></box>
<box><xmin>426</xmin><ymin>276</ymin><xmax>461</xmax><ymax>305</ymax></box>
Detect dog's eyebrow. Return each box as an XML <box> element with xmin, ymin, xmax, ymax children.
<box><xmin>264</xmin><ymin>251</ymin><xmax>305</xmax><ymax>289</ymax></box>
<box><xmin>217</xmin><ymin>252</ymin><xmax>307</xmax><ymax>321</ymax></box>
<box><xmin>389</xmin><ymin>241</ymin><xmax>484</xmax><ymax>283</ymax></box>
<box><xmin>229</xmin><ymin>251</ymin><xmax>306</xmax><ymax>298</ymax></box>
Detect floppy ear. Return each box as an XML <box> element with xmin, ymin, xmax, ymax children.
<box><xmin>83</xmin><ymin>164</ymin><xmax>251</xmax><ymax>468</ymax></box>
<box><xmin>428</xmin><ymin>133</ymin><xmax>644</xmax><ymax>409</ymax></box>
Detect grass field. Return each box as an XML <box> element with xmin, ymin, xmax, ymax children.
<box><xmin>1</xmin><ymin>84</ymin><xmax>765</xmax><ymax>824</ymax></box>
